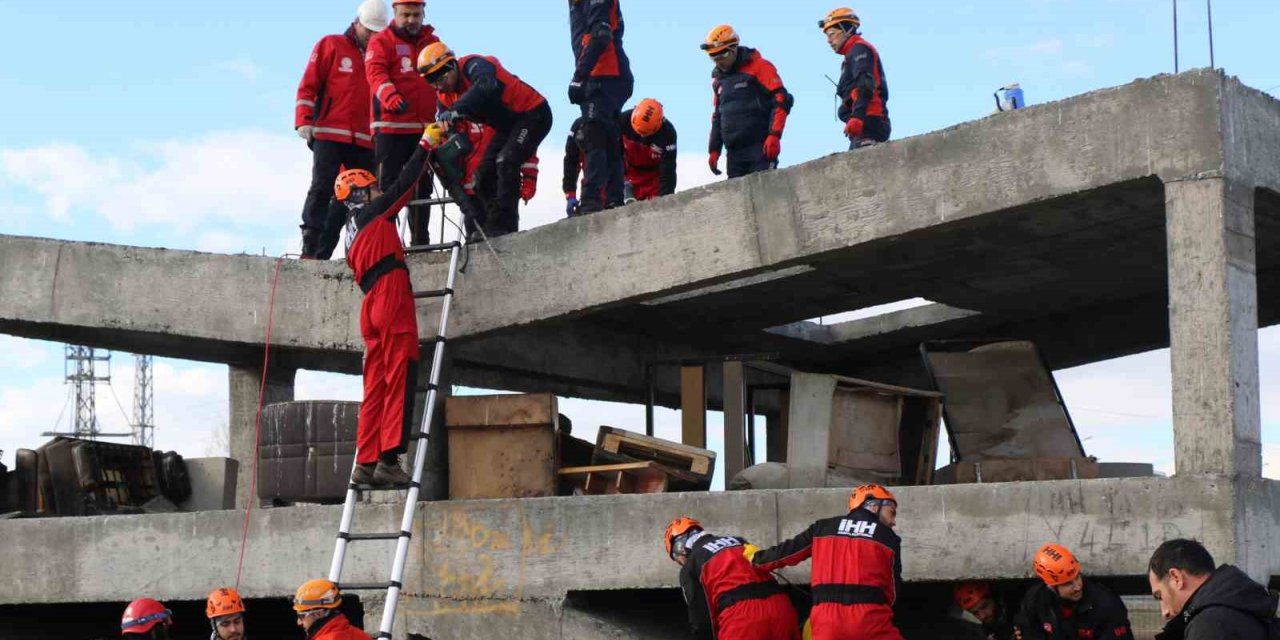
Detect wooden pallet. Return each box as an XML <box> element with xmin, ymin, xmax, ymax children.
<box><xmin>558</xmin><ymin>462</ymin><xmax>683</xmax><ymax>495</ymax></box>
<box><xmin>595</xmin><ymin>426</ymin><xmax>716</xmax><ymax>488</ymax></box>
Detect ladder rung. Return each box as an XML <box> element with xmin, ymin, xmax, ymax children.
<box><xmin>416</xmin><ymin>382</ymin><xmax>438</xmax><ymax>394</ymax></box>
<box><xmin>413</xmin><ymin>288</ymin><xmax>453</xmax><ymax>299</ymax></box>
<box><xmin>409</xmin><ymin>431</ymin><xmax>428</xmax><ymax>441</ymax></box>
<box><xmin>339</xmin><ymin>581</ymin><xmax>402</xmax><ymax>591</ymax></box>
<box><xmin>419</xmin><ymin>335</ymin><xmax>446</xmax><ymax>346</ymax></box>
<box><xmin>404</xmin><ymin>241</ymin><xmax>460</xmax><ymax>254</ymax></box>
<box><xmin>350</xmin><ymin>480</ymin><xmax>420</xmax><ymax>492</ymax></box>
<box><xmin>340</xmin><ymin>531</ymin><xmax>410</xmax><ymax>541</ymax></box>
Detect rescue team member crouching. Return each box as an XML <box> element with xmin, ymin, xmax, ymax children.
<box><xmin>568</xmin><ymin>0</ymin><xmax>633</xmax><ymax>213</ymax></box>
<box><xmin>1013</xmin><ymin>543</ymin><xmax>1134</xmax><ymax>640</ymax></box>
<box><xmin>418</xmin><ymin>43</ymin><xmax>552</xmax><ymax>238</ymax></box>
<box><xmin>954</xmin><ymin>581</ymin><xmax>1016</xmax><ymax>640</ymax></box>
<box><xmin>666</xmin><ymin>516</ymin><xmax>800</xmax><ymax>640</ymax></box>
<box><xmin>206</xmin><ymin>587</ymin><xmax>247</xmax><ymax>640</ymax></box>
<box><xmin>121</xmin><ymin>598</ymin><xmax>175</xmax><ymax>639</ymax></box>
<box><xmin>1147</xmin><ymin>538</ymin><xmax>1280</xmax><ymax>640</ymax></box>
<box><xmin>819</xmin><ymin>7</ymin><xmax>890</xmax><ymax>148</ymax></box>
<box><xmin>364</xmin><ymin>0</ymin><xmax>439</xmax><ymax>247</ymax></box>
<box><xmin>293</xmin><ymin>579</ymin><xmax>371</xmax><ymax>640</ymax></box>
<box><xmin>563</xmin><ymin>98</ymin><xmax>676</xmax><ymax>213</ymax></box>
<box><xmin>702</xmin><ymin>25</ymin><xmax>793</xmax><ymax>179</ymax></box>
<box><xmin>748</xmin><ymin>484</ymin><xmax>903</xmax><ymax>640</ymax></box>
<box><xmin>295</xmin><ymin>0</ymin><xmax>385</xmax><ymax>260</ymax></box>
<box><xmin>423</xmin><ymin>120</ymin><xmax>540</xmax><ymax>239</ymax></box>
<box><xmin>333</xmin><ymin>128</ymin><xmax>436</xmax><ymax>486</ymax></box>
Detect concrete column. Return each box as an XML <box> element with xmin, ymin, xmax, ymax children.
<box><xmin>787</xmin><ymin>373</ymin><xmax>836</xmax><ymax>489</ymax></box>
<box><xmin>766</xmin><ymin>390</ymin><xmax>790</xmax><ymax>463</ymax></box>
<box><xmin>228</xmin><ymin>363</ymin><xmax>296</xmax><ymax>508</ymax></box>
<box><xmin>723</xmin><ymin>361</ymin><xmax>746</xmax><ymax>481</ymax></box>
<box><xmin>1165</xmin><ymin>177</ymin><xmax>1261</xmax><ymax>477</ymax></box>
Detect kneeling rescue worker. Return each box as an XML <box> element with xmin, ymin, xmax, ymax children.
<box><xmin>294</xmin><ymin>579</ymin><xmax>371</xmax><ymax>640</ymax></box>
<box><xmin>333</xmin><ymin>126</ymin><xmax>435</xmax><ymax>486</ymax></box>
<box><xmin>954</xmin><ymin>581</ymin><xmax>1015</xmax><ymax>640</ymax></box>
<box><xmin>1013</xmin><ymin>543</ymin><xmax>1133</xmax><ymax>640</ymax></box>
<box><xmin>417</xmin><ymin>42</ymin><xmax>552</xmax><ymax>238</ymax></box>
<box><xmin>819</xmin><ymin>7</ymin><xmax>890</xmax><ymax>148</ymax></box>
<box><xmin>563</xmin><ymin>98</ymin><xmax>676</xmax><ymax>211</ymax></box>
<box><xmin>748</xmin><ymin>484</ymin><xmax>903</xmax><ymax>640</ymax></box>
<box><xmin>702</xmin><ymin>25</ymin><xmax>793</xmax><ymax>179</ymax></box>
<box><xmin>121</xmin><ymin>598</ymin><xmax>174</xmax><ymax>639</ymax></box>
<box><xmin>206</xmin><ymin>587</ymin><xmax>247</xmax><ymax>640</ymax></box>
<box><xmin>665</xmin><ymin>516</ymin><xmax>800</xmax><ymax>640</ymax></box>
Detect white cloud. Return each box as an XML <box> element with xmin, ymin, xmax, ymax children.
<box><xmin>0</xmin><ymin>336</ymin><xmax>54</xmax><ymax>370</ymax></box>
<box><xmin>211</xmin><ymin>57</ymin><xmax>263</xmax><ymax>83</ymax></box>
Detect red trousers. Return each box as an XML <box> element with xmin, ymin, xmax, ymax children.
<box><xmin>357</xmin><ymin>270</ymin><xmax>420</xmax><ymax>464</ymax></box>
<box><xmin>718</xmin><ymin>594</ymin><xmax>800</xmax><ymax>640</ymax></box>
<box><xmin>627</xmin><ymin>167</ymin><xmax>660</xmax><ymax>201</ymax></box>
<box><xmin>809</xmin><ymin>603</ymin><xmax>901</xmax><ymax>640</ymax></box>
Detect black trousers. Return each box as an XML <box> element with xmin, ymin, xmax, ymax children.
<box><xmin>300</xmin><ymin>140</ymin><xmax>374</xmax><ymax>259</ymax></box>
<box><xmin>578</xmin><ymin>77</ymin><xmax>632</xmax><ymax>210</ymax></box>
<box><xmin>375</xmin><ymin>132</ymin><xmax>434</xmax><ymax>246</ymax></box>
<box><xmin>475</xmin><ymin>101</ymin><xmax>553</xmax><ymax>236</ymax></box>
<box><xmin>726</xmin><ymin>140</ymin><xmax>773</xmax><ymax>179</ymax></box>
<box><xmin>848</xmin><ymin>116</ymin><xmax>891</xmax><ymax>149</ymax></box>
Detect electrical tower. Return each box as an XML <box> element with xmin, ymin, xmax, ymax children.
<box><xmin>55</xmin><ymin>346</ymin><xmax>112</xmax><ymax>439</ymax></box>
<box><xmin>132</xmin><ymin>354</ymin><xmax>155</xmax><ymax>448</ymax></box>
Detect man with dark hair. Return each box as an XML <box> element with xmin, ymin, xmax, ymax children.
<box><xmin>1148</xmin><ymin>539</ymin><xmax>1279</xmax><ymax>640</ymax></box>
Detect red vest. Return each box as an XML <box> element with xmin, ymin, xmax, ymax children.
<box><xmin>295</xmin><ymin>30</ymin><xmax>373</xmax><ymax>148</ymax></box>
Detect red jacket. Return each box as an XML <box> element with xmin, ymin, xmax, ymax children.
<box><xmin>753</xmin><ymin>508</ymin><xmax>902</xmax><ymax>607</ymax></box>
<box><xmin>295</xmin><ymin>27</ymin><xmax>374</xmax><ymax>149</ymax></box>
<box><xmin>680</xmin><ymin>531</ymin><xmax>793</xmax><ymax>640</ymax></box>
<box><xmin>364</xmin><ymin>24</ymin><xmax>440</xmax><ymax>135</ymax></box>
<box><xmin>307</xmin><ymin>614</ymin><xmax>371</xmax><ymax>640</ymax></box>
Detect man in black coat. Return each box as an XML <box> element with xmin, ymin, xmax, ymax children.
<box><xmin>1149</xmin><ymin>538</ymin><xmax>1279</xmax><ymax>640</ymax></box>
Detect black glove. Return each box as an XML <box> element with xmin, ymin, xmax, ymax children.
<box><xmin>568</xmin><ymin>80</ymin><xmax>587</xmax><ymax>105</ymax></box>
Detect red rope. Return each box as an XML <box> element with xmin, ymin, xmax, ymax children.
<box><xmin>234</xmin><ymin>254</ymin><xmax>291</xmax><ymax>590</ymax></box>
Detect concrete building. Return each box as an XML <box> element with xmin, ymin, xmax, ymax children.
<box><xmin>1</xmin><ymin>69</ymin><xmax>1277</xmax><ymax>638</ymax></box>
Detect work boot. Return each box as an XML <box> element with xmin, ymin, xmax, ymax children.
<box><xmin>350</xmin><ymin>463</ymin><xmax>377</xmax><ymax>485</ymax></box>
<box><xmin>373</xmin><ymin>457</ymin><xmax>411</xmax><ymax>485</ymax></box>
<box><xmin>300</xmin><ymin>227</ymin><xmax>323</xmax><ymax>259</ymax></box>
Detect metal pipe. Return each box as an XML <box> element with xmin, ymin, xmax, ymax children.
<box><xmin>1173</xmin><ymin>0</ymin><xmax>1180</xmax><ymax>73</ymax></box>
<box><xmin>1206</xmin><ymin>0</ymin><xmax>1215</xmax><ymax>69</ymax></box>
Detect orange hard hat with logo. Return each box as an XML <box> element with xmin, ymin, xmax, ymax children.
<box><xmin>631</xmin><ymin>99</ymin><xmax>665</xmax><ymax>138</ymax></box>
<box><xmin>334</xmin><ymin>169</ymin><xmax>377</xmax><ymax>202</ymax></box>
<box><xmin>701</xmin><ymin>25</ymin><xmax>740</xmax><ymax>55</ymax></box>
<box><xmin>293</xmin><ymin>579</ymin><xmax>343</xmax><ymax>612</ymax></box>
<box><xmin>417</xmin><ymin>42</ymin><xmax>456</xmax><ymax>79</ymax></box>
<box><xmin>664</xmin><ymin>516</ymin><xmax>703</xmax><ymax>560</ymax></box>
<box><xmin>819</xmin><ymin>7</ymin><xmax>860</xmax><ymax>31</ymax></box>
<box><xmin>206</xmin><ymin>587</ymin><xmax>245</xmax><ymax>619</ymax></box>
<box><xmin>953</xmin><ymin>581</ymin><xmax>992</xmax><ymax>611</ymax></box>
<box><xmin>849</xmin><ymin>484</ymin><xmax>896</xmax><ymax>510</ymax></box>
<box><xmin>1033</xmin><ymin>543</ymin><xmax>1081</xmax><ymax>586</ymax></box>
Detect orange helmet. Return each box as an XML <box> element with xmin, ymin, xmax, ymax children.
<box><xmin>205</xmin><ymin>587</ymin><xmax>245</xmax><ymax>620</ymax></box>
<box><xmin>631</xmin><ymin>99</ymin><xmax>664</xmax><ymax>138</ymax></box>
<box><xmin>819</xmin><ymin>7</ymin><xmax>860</xmax><ymax>31</ymax></box>
<box><xmin>1033</xmin><ymin>543</ymin><xmax>1081</xmax><ymax>586</ymax></box>
<box><xmin>849</xmin><ymin>484</ymin><xmax>896</xmax><ymax>511</ymax></box>
<box><xmin>701</xmin><ymin>25</ymin><xmax>740</xmax><ymax>55</ymax></box>
<box><xmin>417</xmin><ymin>42</ymin><xmax>456</xmax><ymax>79</ymax></box>
<box><xmin>334</xmin><ymin>169</ymin><xmax>377</xmax><ymax>202</ymax></box>
<box><xmin>953</xmin><ymin>581</ymin><xmax>991</xmax><ymax>611</ymax></box>
<box><xmin>663</xmin><ymin>516</ymin><xmax>703</xmax><ymax>561</ymax></box>
<box><xmin>293</xmin><ymin>579</ymin><xmax>342</xmax><ymax>612</ymax></box>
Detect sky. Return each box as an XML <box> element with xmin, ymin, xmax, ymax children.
<box><xmin>1</xmin><ymin>0</ymin><xmax>1279</xmax><ymax>484</ymax></box>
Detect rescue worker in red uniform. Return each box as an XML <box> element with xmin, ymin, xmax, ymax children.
<box><xmin>121</xmin><ymin>598</ymin><xmax>175</xmax><ymax>638</ymax></box>
<box><xmin>1013</xmin><ymin>543</ymin><xmax>1134</xmax><ymax>640</ymax></box>
<box><xmin>568</xmin><ymin>0</ymin><xmax>633</xmax><ymax>213</ymax></box>
<box><xmin>564</xmin><ymin>98</ymin><xmax>676</xmax><ymax>212</ymax></box>
<box><xmin>295</xmin><ymin>0</ymin><xmax>385</xmax><ymax>260</ymax></box>
<box><xmin>364</xmin><ymin>0</ymin><xmax>439</xmax><ymax>247</ymax></box>
<box><xmin>702</xmin><ymin>25</ymin><xmax>793</xmax><ymax>179</ymax></box>
<box><xmin>293</xmin><ymin>579</ymin><xmax>371</xmax><ymax>640</ymax></box>
<box><xmin>749</xmin><ymin>484</ymin><xmax>903</xmax><ymax>640</ymax></box>
<box><xmin>418</xmin><ymin>43</ymin><xmax>552</xmax><ymax>238</ymax></box>
<box><xmin>820</xmin><ymin>8</ymin><xmax>890</xmax><ymax>148</ymax></box>
<box><xmin>422</xmin><ymin>121</ymin><xmax>540</xmax><ymax>239</ymax></box>
<box><xmin>333</xmin><ymin>129</ymin><xmax>434</xmax><ymax>486</ymax></box>
<box><xmin>666</xmin><ymin>516</ymin><xmax>800</xmax><ymax>640</ymax></box>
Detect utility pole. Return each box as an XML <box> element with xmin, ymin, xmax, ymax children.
<box><xmin>43</xmin><ymin>346</ymin><xmax>132</xmax><ymax>440</ymax></box>
<box><xmin>1173</xmin><ymin>0</ymin><xmax>1179</xmax><ymax>73</ymax></box>
<box><xmin>132</xmin><ymin>354</ymin><xmax>155</xmax><ymax>448</ymax></box>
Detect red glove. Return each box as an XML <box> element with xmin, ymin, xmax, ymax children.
<box><xmin>520</xmin><ymin>164</ymin><xmax>539</xmax><ymax>203</ymax></box>
<box><xmin>763</xmin><ymin>134</ymin><xmax>781</xmax><ymax>160</ymax></box>
<box><xmin>844</xmin><ymin>117</ymin><xmax>864</xmax><ymax>139</ymax></box>
<box><xmin>383</xmin><ymin>92</ymin><xmax>409</xmax><ymax>114</ymax></box>
<box><xmin>708</xmin><ymin>151</ymin><xmax>722</xmax><ymax>176</ymax></box>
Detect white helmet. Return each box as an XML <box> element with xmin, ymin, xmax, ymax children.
<box><xmin>357</xmin><ymin>0</ymin><xmax>388</xmax><ymax>32</ymax></box>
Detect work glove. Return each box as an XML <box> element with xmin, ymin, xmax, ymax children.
<box><xmin>421</xmin><ymin>121</ymin><xmax>447</xmax><ymax>150</ymax></box>
<box><xmin>520</xmin><ymin>165</ymin><xmax>539</xmax><ymax>203</ymax></box>
<box><xmin>296</xmin><ymin>125</ymin><xmax>314</xmax><ymax>141</ymax></box>
<box><xmin>383</xmin><ymin>92</ymin><xmax>409</xmax><ymax>114</ymax></box>
<box><xmin>565</xmin><ymin>194</ymin><xmax>579</xmax><ymax>216</ymax></box>
<box><xmin>742</xmin><ymin>543</ymin><xmax>760</xmax><ymax>562</ymax></box>
<box><xmin>568</xmin><ymin>80</ymin><xmax>588</xmax><ymax>105</ymax></box>
<box><xmin>843</xmin><ymin>117</ymin><xmax>864</xmax><ymax>139</ymax></box>
<box><xmin>708</xmin><ymin>151</ymin><xmax>722</xmax><ymax>176</ymax></box>
<box><xmin>436</xmin><ymin>109</ymin><xmax>462</xmax><ymax>124</ymax></box>
<box><xmin>763</xmin><ymin>134</ymin><xmax>781</xmax><ymax>160</ymax></box>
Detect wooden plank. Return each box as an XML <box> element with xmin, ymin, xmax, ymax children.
<box><xmin>680</xmin><ymin>365</ymin><xmax>707</xmax><ymax>448</ymax></box>
<box><xmin>446</xmin><ymin>393</ymin><xmax>558</xmax><ymax>499</ymax></box>
<box><xmin>597</xmin><ymin>426</ymin><xmax>715</xmax><ymax>478</ymax></box>
<box><xmin>559</xmin><ymin>462</ymin><xmax>671</xmax><ymax>495</ymax></box>
<box><xmin>445</xmin><ymin>392</ymin><xmax>557</xmax><ymax>429</ymax></box>
<box><xmin>723</xmin><ymin>361</ymin><xmax>747</xmax><ymax>482</ymax></box>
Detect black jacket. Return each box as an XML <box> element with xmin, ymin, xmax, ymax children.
<box><xmin>1157</xmin><ymin>565</ymin><xmax>1278</xmax><ymax>640</ymax></box>
<box><xmin>1014</xmin><ymin>579</ymin><xmax>1133</xmax><ymax>640</ymax></box>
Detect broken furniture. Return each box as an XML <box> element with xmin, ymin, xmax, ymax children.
<box><xmin>555</xmin><ymin>426</ymin><xmax>716</xmax><ymax>495</ymax></box>
<box><xmin>445</xmin><ymin>392</ymin><xmax>560</xmax><ymax>500</ymax></box>
<box><xmin>258</xmin><ymin>400</ymin><xmax>359</xmax><ymax>504</ymax></box>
